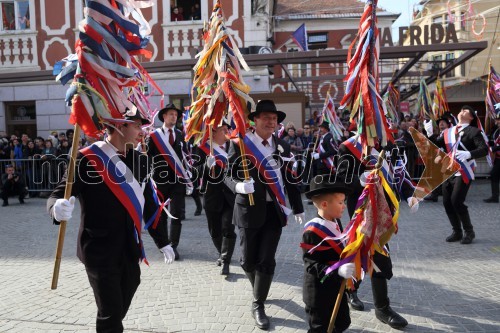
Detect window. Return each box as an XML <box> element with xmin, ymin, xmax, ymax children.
<box><xmin>170</xmin><ymin>0</ymin><xmax>201</xmax><ymax>22</ymax></box>
<box><xmin>432</xmin><ymin>15</ymin><xmax>443</xmax><ymax>25</ymax></box>
<box><xmin>5</xmin><ymin>101</ymin><xmax>37</xmax><ymax>138</ymax></box>
<box><xmin>0</xmin><ymin>0</ymin><xmax>30</xmax><ymax>31</ymax></box>
<box><xmin>308</xmin><ymin>32</ymin><xmax>328</xmax><ymax>50</ymax></box>
<box><xmin>445</xmin><ymin>53</ymin><xmax>455</xmax><ymax>78</ymax></box>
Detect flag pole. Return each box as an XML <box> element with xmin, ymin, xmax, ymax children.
<box><xmin>51</xmin><ymin>123</ymin><xmax>81</xmax><ymax>290</ymax></box>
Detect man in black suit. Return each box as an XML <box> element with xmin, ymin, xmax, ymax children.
<box><xmin>425</xmin><ymin>105</ymin><xmax>489</xmax><ymax>244</ymax></box>
<box><xmin>147</xmin><ymin>103</ymin><xmax>191</xmax><ymax>260</ymax></box>
<box><xmin>194</xmin><ymin>122</ymin><xmax>236</xmax><ymax>275</ymax></box>
<box><xmin>484</xmin><ymin>111</ymin><xmax>500</xmax><ymax>203</ymax></box>
<box><xmin>312</xmin><ymin>121</ymin><xmax>338</xmax><ymax>176</ymax></box>
<box><xmin>225</xmin><ymin>100</ymin><xmax>305</xmax><ymax>330</ymax></box>
<box><xmin>47</xmin><ymin>110</ymin><xmax>175</xmax><ymax>332</ymax></box>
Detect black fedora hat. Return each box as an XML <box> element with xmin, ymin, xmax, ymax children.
<box><xmin>319</xmin><ymin>121</ymin><xmax>330</xmax><ymax>130</ymax></box>
<box><xmin>305</xmin><ymin>175</ymin><xmax>353</xmax><ymax>199</ymax></box>
<box><xmin>157</xmin><ymin>103</ymin><xmax>182</xmax><ymax>123</ymax></box>
<box><xmin>248</xmin><ymin>100</ymin><xmax>286</xmax><ymax>123</ymax></box>
<box><xmin>125</xmin><ymin>105</ymin><xmax>151</xmax><ymax>125</ymax></box>
<box><xmin>436</xmin><ymin>117</ymin><xmax>451</xmax><ymax>127</ymax></box>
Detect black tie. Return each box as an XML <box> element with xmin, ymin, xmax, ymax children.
<box><xmin>262</xmin><ymin>139</ymin><xmax>269</xmax><ymax>147</ymax></box>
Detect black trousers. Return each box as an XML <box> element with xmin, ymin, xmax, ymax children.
<box><xmin>85</xmin><ymin>260</ymin><xmax>140</xmax><ymax>333</ymax></box>
<box><xmin>305</xmin><ymin>300</ymin><xmax>350</xmax><ymax>333</ymax></box>
<box><xmin>1</xmin><ymin>180</ymin><xmax>26</xmax><ymax>201</ymax></box>
<box><xmin>442</xmin><ymin>176</ymin><xmax>473</xmax><ymax>232</ymax></box>
<box><xmin>157</xmin><ymin>182</ymin><xmax>185</xmax><ymax>226</ymax></box>
<box><xmin>206</xmin><ymin>203</ymin><xmax>236</xmax><ymax>240</ymax></box>
<box><xmin>490</xmin><ymin>158</ymin><xmax>500</xmax><ymax>198</ymax></box>
<box><xmin>238</xmin><ymin>202</ymin><xmax>282</xmax><ymax>274</ymax></box>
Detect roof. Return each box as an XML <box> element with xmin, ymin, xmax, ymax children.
<box><xmin>275</xmin><ymin>0</ymin><xmax>399</xmax><ymax>20</ymax></box>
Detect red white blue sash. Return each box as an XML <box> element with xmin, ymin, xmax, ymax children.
<box><xmin>199</xmin><ymin>142</ymin><xmax>228</xmax><ymax>168</ymax></box>
<box><xmin>150</xmin><ymin>129</ymin><xmax>193</xmax><ymax>187</ymax></box>
<box><xmin>443</xmin><ymin>127</ymin><xmax>475</xmax><ymax>184</ymax></box>
<box><xmin>80</xmin><ymin>141</ymin><xmax>148</xmax><ymax>262</ymax></box>
<box><xmin>242</xmin><ymin>132</ymin><xmax>292</xmax><ymax>216</ymax></box>
<box><xmin>317</xmin><ymin>136</ymin><xmax>336</xmax><ymax>171</ymax></box>
<box><xmin>301</xmin><ymin>217</ymin><xmax>343</xmax><ymax>254</ymax></box>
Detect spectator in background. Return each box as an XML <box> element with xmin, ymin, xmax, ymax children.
<box><xmin>189</xmin><ymin>4</ymin><xmax>201</xmax><ymax>20</ymax></box>
<box><xmin>57</xmin><ymin>139</ymin><xmax>70</xmax><ymax>157</ymax></box>
<box><xmin>1</xmin><ymin>164</ymin><xmax>27</xmax><ymax>206</ymax></box>
<box><xmin>171</xmin><ymin>6</ymin><xmax>184</xmax><ymax>21</ymax></box>
<box><xmin>283</xmin><ymin>128</ymin><xmax>304</xmax><ymax>155</ymax></box>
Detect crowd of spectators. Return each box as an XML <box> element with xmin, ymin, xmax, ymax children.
<box><xmin>0</xmin><ymin>129</ymin><xmax>82</xmax><ymax>200</ymax></box>
<box><xmin>170</xmin><ymin>4</ymin><xmax>201</xmax><ymax>21</ymax></box>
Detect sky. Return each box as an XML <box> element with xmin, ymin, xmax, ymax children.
<box><xmin>378</xmin><ymin>0</ymin><xmax>422</xmax><ymax>37</ymax></box>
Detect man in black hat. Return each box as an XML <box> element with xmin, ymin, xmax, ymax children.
<box><xmin>312</xmin><ymin>121</ymin><xmax>338</xmax><ymax>176</ymax></box>
<box><xmin>225</xmin><ymin>99</ymin><xmax>304</xmax><ymax>330</ymax></box>
<box><xmin>484</xmin><ymin>110</ymin><xmax>500</xmax><ymax>203</ymax></box>
<box><xmin>146</xmin><ymin>103</ymin><xmax>190</xmax><ymax>260</ymax></box>
<box><xmin>302</xmin><ymin>175</ymin><xmax>355</xmax><ymax>333</ymax></box>
<box><xmin>194</xmin><ymin>121</ymin><xmax>237</xmax><ymax>275</ymax></box>
<box><xmin>424</xmin><ymin>105</ymin><xmax>489</xmax><ymax>244</ymax></box>
<box><xmin>47</xmin><ymin>110</ymin><xmax>175</xmax><ymax>332</ymax></box>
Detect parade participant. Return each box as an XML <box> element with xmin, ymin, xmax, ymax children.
<box><xmin>336</xmin><ymin>136</ymin><xmax>417</xmax><ymax>329</ymax></box>
<box><xmin>195</xmin><ymin>121</ymin><xmax>236</xmax><ymax>275</ymax></box>
<box><xmin>425</xmin><ymin>105</ymin><xmax>489</xmax><ymax>244</ymax></box>
<box><xmin>47</xmin><ymin>110</ymin><xmax>175</xmax><ymax>332</ymax></box>
<box><xmin>225</xmin><ymin>99</ymin><xmax>305</xmax><ymax>330</ymax></box>
<box><xmin>484</xmin><ymin>111</ymin><xmax>500</xmax><ymax>203</ymax></box>
<box><xmin>301</xmin><ymin>175</ymin><xmax>355</xmax><ymax>333</ymax></box>
<box><xmin>312</xmin><ymin>121</ymin><xmax>337</xmax><ymax>176</ymax></box>
<box><xmin>147</xmin><ymin>103</ymin><xmax>191</xmax><ymax>260</ymax></box>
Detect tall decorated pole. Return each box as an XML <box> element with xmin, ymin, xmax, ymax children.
<box><xmin>416</xmin><ymin>77</ymin><xmax>435</xmax><ymax>123</ymax></box>
<box><xmin>185</xmin><ymin>0</ymin><xmax>255</xmax><ymax>204</ymax></box>
<box><xmin>485</xmin><ymin>61</ymin><xmax>500</xmax><ymax>132</ymax></box>
<box><xmin>51</xmin><ymin>0</ymin><xmax>162</xmax><ymax>289</ymax></box>
<box><xmin>431</xmin><ymin>76</ymin><xmax>449</xmax><ymax>119</ymax></box>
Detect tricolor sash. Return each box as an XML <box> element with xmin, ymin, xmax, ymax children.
<box><xmin>80</xmin><ymin>141</ymin><xmax>148</xmax><ymax>262</ymax></box>
<box><xmin>199</xmin><ymin>142</ymin><xmax>228</xmax><ymax>168</ymax></box>
<box><xmin>443</xmin><ymin>127</ymin><xmax>476</xmax><ymax>184</ymax></box>
<box><xmin>300</xmin><ymin>217</ymin><xmax>344</xmax><ymax>255</ymax></box>
<box><xmin>241</xmin><ymin>133</ymin><xmax>292</xmax><ymax>217</ymax></box>
<box><xmin>150</xmin><ymin>129</ymin><xmax>193</xmax><ymax>187</ymax></box>
<box><xmin>317</xmin><ymin>136</ymin><xmax>336</xmax><ymax>172</ymax></box>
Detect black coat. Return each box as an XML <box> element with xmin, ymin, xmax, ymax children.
<box><xmin>47</xmin><ymin>147</ymin><xmax>161</xmax><ymax>267</ymax></box>
<box><xmin>224</xmin><ymin>135</ymin><xmax>304</xmax><ymax>228</ymax></box>
<box><xmin>432</xmin><ymin>125</ymin><xmax>488</xmax><ymax>161</ymax></box>
<box><xmin>193</xmin><ymin>143</ymin><xmax>235</xmax><ymax>212</ymax></box>
<box><xmin>146</xmin><ymin>127</ymin><xmax>188</xmax><ymax>189</ymax></box>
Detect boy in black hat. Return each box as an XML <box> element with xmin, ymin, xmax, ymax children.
<box><xmin>302</xmin><ymin>175</ymin><xmax>355</xmax><ymax>333</ymax></box>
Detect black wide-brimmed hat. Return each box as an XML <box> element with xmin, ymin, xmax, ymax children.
<box><xmin>124</xmin><ymin>105</ymin><xmax>151</xmax><ymax>125</ymax></box>
<box><xmin>319</xmin><ymin>121</ymin><xmax>330</xmax><ymax>130</ymax></box>
<box><xmin>305</xmin><ymin>175</ymin><xmax>353</xmax><ymax>199</ymax></box>
<box><xmin>157</xmin><ymin>103</ymin><xmax>182</xmax><ymax>123</ymax></box>
<box><xmin>436</xmin><ymin>117</ymin><xmax>451</xmax><ymax>127</ymax></box>
<box><xmin>248</xmin><ymin>100</ymin><xmax>286</xmax><ymax>123</ymax></box>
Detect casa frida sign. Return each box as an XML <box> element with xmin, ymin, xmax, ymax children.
<box><xmin>380</xmin><ymin>23</ymin><xmax>459</xmax><ymax>47</ymax></box>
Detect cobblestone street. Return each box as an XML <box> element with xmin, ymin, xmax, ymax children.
<box><xmin>0</xmin><ymin>180</ymin><xmax>499</xmax><ymax>332</ymax></box>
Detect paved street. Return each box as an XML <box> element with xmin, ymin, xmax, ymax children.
<box><xmin>0</xmin><ymin>179</ymin><xmax>499</xmax><ymax>333</ymax></box>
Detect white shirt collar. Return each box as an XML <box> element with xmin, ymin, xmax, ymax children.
<box><xmin>254</xmin><ymin>132</ymin><xmax>274</xmax><ymax>149</ymax></box>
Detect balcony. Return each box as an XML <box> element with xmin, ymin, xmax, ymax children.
<box><xmin>0</xmin><ymin>30</ymin><xmax>39</xmax><ymax>72</ymax></box>
<box><xmin>162</xmin><ymin>21</ymin><xmax>204</xmax><ymax>59</ymax></box>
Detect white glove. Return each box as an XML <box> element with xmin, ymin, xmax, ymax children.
<box><xmin>294</xmin><ymin>212</ymin><xmax>305</xmax><ymax>225</ymax></box>
<box><xmin>186</xmin><ymin>187</ymin><xmax>193</xmax><ymax>196</ymax></box>
<box><xmin>206</xmin><ymin>155</ymin><xmax>216</xmax><ymax>169</ymax></box>
<box><xmin>407</xmin><ymin>197</ymin><xmax>419</xmax><ymax>213</ymax></box>
<box><xmin>160</xmin><ymin>245</ymin><xmax>175</xmax><ymax>264</ymax></box>
<box><xmin>455</xmin><ymin>150</ymin><xmax>471</xmax><ymax>162</ymax></box>
<box><xmin>235</xmin><ymin>178</ymin><xmax>255</xmax><ymax>194</ymax></box>
<box><xmin>53</xmin><ymin>196</ymin><xmax>76</xmax><ymax>222</ymax></box>
<box><xmin>338</xmin><ymin>262</ymin><xmax>355</xmax><ymax>279</ymax></box>
<box><xmin>424</xmin><ymin>120</ymin><xmax>433</xmax><ymax>137</ymax></box>
<box><xmin>312</xmin><ymin>153</ymin><xmax>320</xmax><ymax>160</ymax></box>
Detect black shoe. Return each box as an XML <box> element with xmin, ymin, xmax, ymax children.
<box><xmin>446</xmin><ymin>231</ymin><xmax>463</xmax><ymax>242</ymax></box>
<box><xmin>194</xmin><ymin>208</ymin><xmax>202</xmax><ymax>216</ymax></box>
<box><xmin>307</xmin><ymin>200</ymin><xmax>313</xmax><ymax>205</ymax></box>
<box><xmin>252</xmin><ymin>302</ymin><xmax>270</xmax><ymax>330</ymax></box>
<box><xmin>375</xmin><ymin>305</ymin><xmax>408</xmax><ymax>329</ymax></box>
<box><xmin>221</xmin><ymin>262</ymin><xmax>230</xmax><ymax>275</ymax></box>
<box><xmin>216</xmin><ymin>258</ymin><xmax>222</xmax><ymax>266</ymax></box>
<box><xmin>2</xmin><ymin>201</ymin><xmax>8</xmax><ymax>207</ymax></box>
<box><xmin>484</xmin><ymin>197</ymin><xmax>499</xmax><ymax>203</ymax></box>
<box><xmin>461</xmin><ymin>231</ymin><xmax>475</xmax><ymax>244</ymax></box>
<box><xmin>424</xmin><ymin>195</ymin><xmax>438</xmax><ymax>202</ymax></box>
<box><xmin>19</xmin><ymin>198</ymin><xmax>25</xmax><ymax>204</ymax></box>
<box><xmin>347</xmin><ymin>291</ymin><xmax>364</xmax><ymax>311</ymax></box>
<box><xmin>173</xmin><ymin>248</ymin><xmax>180</xmax><ymax>260</ymax></box>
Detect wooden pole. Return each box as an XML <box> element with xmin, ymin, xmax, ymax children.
<box><xmin>327</xmin><ymin>279</ymin><xmax>347</xmax><ymax>333</ymax></box>
<box><xmin>51</xmin><ymin>124</ymin><xmax>81</xmax><ymax>290</ymax></box>
<box><xmin>209</xmin><ymin>125</ymin><xmax>215</xmax><ymax>178</ymax></box>
<box><xmin>238</xmin><ymin>137</ymin><xmax>254</xmax><ymax>206</ymax></box>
